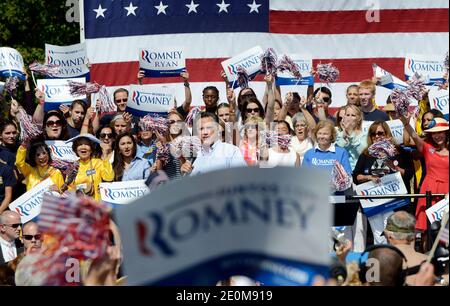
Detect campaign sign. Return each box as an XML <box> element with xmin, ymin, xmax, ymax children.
<box><xmin>45</xmin><ymin>141</ymin><xmax>79</xmax><ymax>162</ymax></box>
<box><xmin>221</xmin><ymin>46</ymin><xmax>264</xmax><ymax>89</ymax></box>
<box><xmin>355</xmin><ymin>172</ymin><xmax>409</xmax><ymax>217</ymax></box>
<box><xmin>373</xmin><ymin>64</ymin><xmax>408</xmax><ymax>90</ymax></box>
<box><xmin>362</xmin><ymin>119</ymin><xmax>405</xmax><ymax>145</ymax></box>
<box><xmin>99</xmin><ymin>180</ymin><xmax>149</xmax><ymax>210</ymax></box>
<box><xmin>426</xmin><ymin>197</ymin><xmax>449</xmax><ymax>224</ymax></box>
<box><xmin>116</xmin><ymin>167</ymin><xmax>331</xmax><ymax>286</ymax></box>
<box><xmin>37</xmin><ymin>77</ymin><xmax>86</xmax><ymax>111</ymax></box>
<box><xmin>139</xmin><ymin>48</ymin><xmax>185</xmax><ymax>78</ymax></box>
<box><xmin>0</xmin><ymin>47</ymin><xmax>25</xmax><ymax>79</ymax></box>
<box><xmin>126</xmin><ymin>85</ymin><xmax>175</xmax><ymax>117</ymax></box>
<box><xmin>405</xmin><ymin>54</ymin><xmax>445</xmax><ymax>85</ymax></box>
<box><xmin>45</xmin><ymin>43</ymin><xmax>90</xmax><ymax>79</ymax></box>
<box><xmin>428</xmin><ymin>87</ymin><xmax>449</xmax><ymax>119</ymax></box>
<box><xmin>276</xmin><ymin>55</ymin><xmax>314</xmax><ymax>86</ymax></box>
<box><xmin>9</xmin><ymin>178</ymin><xmax>53</xmax><ymax>223</ymax></box>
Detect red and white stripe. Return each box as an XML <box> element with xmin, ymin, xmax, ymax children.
<box><xmin>84</xmin><ymin>0</ymin><xmax>449</xmax><ymax>107</ymax></box>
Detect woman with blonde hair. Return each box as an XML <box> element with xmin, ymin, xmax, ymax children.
<box><xmin>239</xmin><ymin>116</ymin><xmax>265</xmax><ymax>166</ymax></box>
<box><xmin>336</xmin><ymin>104</ymin><xmax>367</xmax><ymax>170</ymax></box>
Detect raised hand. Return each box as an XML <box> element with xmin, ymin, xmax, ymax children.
<box><xmin>181</xmin><ymin>71</ymin><xmax>189</xmax><ymax>82</ymax></box>
<box><xmin>35</xmin><ymin>88</ymin><xmax>45</xmax><ymax>104</ymax></box>
<box><xmin>59</xmin><ymin>104</ymin><xmax>70</xmax><ymax>116</ymax></box>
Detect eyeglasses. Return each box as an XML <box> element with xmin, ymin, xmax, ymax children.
<box><xmin>370</xmin><ymin>131</ymin><xmax>386</xmax><ymax>137</ymax></box>
<box><xmin>4</xmin><ymin>223</ymin><xmax>21</xmax><ymax>229</ymax></box>
<box><xmin>23</xmin><ymin>234</ymin><xmax>42</xmax><ymax>241</ymax></box>
<box><xmin>100</xmin><ymin>133</ymin><xmax>113</xmax><ymax>139</ymax></box>
<box><xmin>245</xmin><ymin>125</ymin><xmax>258</xmax><ymax>130</ymax></box>
<box><xmin>241</xmin><ymin>93</ymin><xmax>256</xmax><ymax>99</ymax></box>
<box><xmin>115</xmin><ymin>98</ymin><xmax>128</xmax><ymax>103</ymax></box>
<box><xmin>168</xmin><ymin>120</ymin><xmax>184</xmax><ymax>124</ymax></box>
<box><xmin>46</xmin><ymin>120</ymin><xmax>63</xmax><ymax>127</ymax></box>
<box><xmin>246</xmin><ymin>107</ymin><xmax>260</xmax><ymax>113</ymax></box>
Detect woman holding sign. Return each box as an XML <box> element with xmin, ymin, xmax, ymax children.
<box><xmin>15</xmin><ymin>141</ymin><xmax>64</xmax><ymax>191</ymax></box>
<box><xmin>69</xmin><ymin>134</ymin><xmax>114</xmax><ymax>200</ymax></box>
<box><xmin>113</xmin><ymin>132</ymin><xmax>150</xmax><ymax>181</ymax></box>
<box><xmin>399</xmin><ymin>114</ymin><xmax>449</xmax><ymax>233</ymax></box>
<box><xmin>353</xmin><ymin>121</ymin><xmax>414</xmax><ymax>245</ymax></box>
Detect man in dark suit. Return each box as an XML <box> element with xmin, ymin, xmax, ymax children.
<box><xmin>0</xmin><ymin>211</ymin><xmax>24</xmax><ymax>264</ymax></box>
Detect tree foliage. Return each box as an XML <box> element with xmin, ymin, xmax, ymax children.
<box><xmin>0</xmin><ymin>0</ymin><xmax>80</xmax><ymax>65</ymax></box>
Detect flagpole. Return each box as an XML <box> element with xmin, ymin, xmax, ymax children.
<box><xmin>79</xmin><ymin>0</ymin><xmax>85</xmax><ymax>43</ymax></box>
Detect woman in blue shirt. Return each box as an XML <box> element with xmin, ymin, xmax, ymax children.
<box><xmin>113</xmin><ymin>132</ymin><xmax>150</xmax><ymax>181</ymax></box>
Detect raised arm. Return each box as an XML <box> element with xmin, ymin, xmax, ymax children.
<box><xmin>32</xmin><ymin>88</ymin><xmax>45</xmax><ymax>124</ymax></box>
<box><xmin>399</xmin><ymin>112</ymin><xmax>424</xmax><ymax>153</ymax></box>
<box><xmin>264</xmin><ymin>74</ymin><xmax>275</xmax><ymax>126</ymax></box>
<box><xmin>180</xmin><ymin>71</ymin><xmax>192</xmax><ymax>114</ymax></box>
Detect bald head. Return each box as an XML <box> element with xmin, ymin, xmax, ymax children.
<box><xmin>0</xmin><ymin>211</ymin><xmax>21</xmax><ymax>241</ymax></box>
<box><xmin>22</xmin><ymin>222</ymin><xmax>42</xmax><ymax>252</ymax></box>
<box><xmin>368</xmin><ymin>247</ymin><xmax>405</xmax><ymax>286</ymax></box>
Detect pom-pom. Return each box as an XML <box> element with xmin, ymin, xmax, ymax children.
<box><xmin>170</xmin><ymin>136</ymin><xmax>202</xmax><ymax>159</ymax></box>
<box><xmin>236</xmin><ymin>67</ymin><xmax>250</xmax><ymax>89</ymax></box>
<box><xmin>4</xmin><ymin>77</ymin><xmax>19</xmax><ymax>96</ymax></box>
<box><xmin>331</xmin><ymin>161</ymin><xmax>353</xmax><ymax>192</ymax></box>
<box><xmin>156</xmin><ymin>144</ymin><xmax>171</xmax><ymax>166</ymax></box>
<box><xmin>185</xmin><ymin>107</ymin><xmax>201</xmax><ymax>128</ymax></box>
<box><xmin>316</xmin><ymin>63</ymin><xmax>340</xmax><ymax>83</ymax></box>
<box><xmin>390</xmin><ymin>88</ymin><xmax>410</xmax><ymax>116</ymax></box>
<box><xmin>264</xmin><ymin>131</ymin><xmax>291</xmax><ymax>150</ymax></box>
<box><xmin>406</xmin><ymin>74</ymin><xmax>428</xmax><ymax>101</ymax></box>
<box><xmin>368</xmin><ymin>140</ymin><xmax>397</xmax><ymax>160</ymax></box>
<box><xmin>96</xmin><ymin>86</ymin><xmax>116</xmax><ymax>113</ymax></box>
<box><xmin>277</xmin><ymin>55</ymin><xmax>302</xmax><ymax>79</ymax></box>
<box><xmin>260</xmin><ymin>48</ymin><xmax>278</xmax><ymax>76</ymax></box>
<box><xmin>445</xmin><ymin>52</ymin><xmax>449</xmax><ymax>74</ymax></box>
<box><xmin>29</xmin><ymin>61</ymin><xmax>60</xmax><ymax>77</ymax></box>
<box><xmin>139</xmin><ymin>115</ymin><xmax>169</xmax><ymax>135</ymax></box>
<box><xmin>50</xmin><ymin>159</ymin><xmax>80</xmax><ymax>185</ymax></box>
<box><xmin>67</xmin><ymin>80</ymin><xmax>101</xmax><ymax>96</ymax></box>
<box><xmin>17</xmin><ymin>108</ymin><xmax>42</xmax><ymax>141</ymax></box>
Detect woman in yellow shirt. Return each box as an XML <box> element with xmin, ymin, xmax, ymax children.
<box><xmin>68</xmin><ymin>134</ymin><xmax>114</xmax><ymax>200</ymax></box>
<box><xmin>15</xmin><ymin>142</ymin><xmax>65</xmax><ymax>191</ymax></box>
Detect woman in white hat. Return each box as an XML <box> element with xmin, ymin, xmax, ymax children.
<box><xmin>400</xmin><ymin>113</ymin><xmax>449</xmax><ymax>233</ymax></box>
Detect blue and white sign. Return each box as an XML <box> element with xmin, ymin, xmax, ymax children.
<box><xmin>429</xmin><ymin>87</ymin><xmax>449</xmax><ymax>120</ymax></box>
<box><xmin>222</xmin><ymin>46</ymin><xmax>264</xmax><ymax>89</ymax></box>
<box><xmin>426</xmin><ymin>197</ymin><xmax>449</xmax><ymax>224</ymax></box>
<box><xmin>116</xmin><ymin>167</ymin><xmax>331</xmax><ymax>286</ymax></box>
<box><xmin>100</xmin><ymin>180</ymin><xmax>149</xmax><ymax>210</ymax></box>
<box><xmin>405</xmin><ymin>54</ymin><xmax>446</xmax><ymax>85</ymax></box>
<box><xmin>362</xmin><ymin>119</ymin><xmax>405</xmax><ymax>145</ymax></box>
<box><xmin>9</xmin><ymin>178</ymin><xmax>53</xmax><ymax>224</ymax></box>
<box><xmin>126</xmin><ymin>85</ymin><xmax>175</xmax><ymax>117</ymax></box>
<box><xmin>0</xmin><ymin>47</ymin><xmax>25</xmax><ymax>79</ymax></box>
<box><xmin>45</xmin><ymin>140</ymin><xmax>79</xmax><ymax>162</ymax></box>
<box><xmin>355</xmin><ymin>172</ymin><xmax>409</xmax><ymax>217</ymax></box>
<box><xmin>373</xmin><ymin>64</ymin><xmax>408</xmax><ymax>90</ymax></box>
<box><xmin>139</xmin><ymin>48</ymin><xmax>185</xmax><ymax>78</ymax></box>
<box><xmin>276</xmin><ymin>55</ymin><xmax>314</xmax><ymax>86</ymax></box>
<box><xmin>45</xmin><ymin>43</ymin><xmax>90</xmax><ymax>79</ymax></box>
<box><xmin>37</xmin><ymin>77</ymin><xmax>86</xmax><ymax>111</ymax></box>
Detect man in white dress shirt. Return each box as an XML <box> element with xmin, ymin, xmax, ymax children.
<box><xmin>181</xmin><ymin>112</ymin><xmax>247</xmax><ymax>176</ymax></box>
<box><xmin>0</xmin><ymin>211</ymin><xmax>23</xmax><ymax>264</ymax></box>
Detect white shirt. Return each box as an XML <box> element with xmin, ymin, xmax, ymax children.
<box><xmin>0</xmin><ymin>236</ymin><xmax>17</xmax><ymax>263</ymax></box>
<box><xmin>266</xmin><ymin>148</ymin><xmax>298</xmax><ymax>167</ymax></box>
<box><xmin>191</xmin><ymin>140</ymin><xmax>247</xmax><ymax>176</ymax></box>
<box><xmin>290</xmin><ymin>137</ymin><xmax>314</xmax><ymax>163</ymax></box>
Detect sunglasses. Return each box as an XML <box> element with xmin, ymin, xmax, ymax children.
<box><xmin>4</xmin><ymin>223</ymin><xmax>21</xmax><ymax>229</ymax></box>
<box><xmin>23</xmin><ymin>234</ymin><xmax>42</xmax><ymax>241</ymax></box>
<box><xmin>246</xmin><ymin>107</ymin><xmax>260</xmax><ymax>113</ymax></box>
<box><xmin>46</xmin><ymin>120</ymin><xmax>63</xmax><ymax>127</ymax></box>
<box><xmin>100</xmin><ymin>133</ymin><xmax>113</xmax><ymax>139</ymax></box>
<box><xmin>241</xmin><ymin>93</ymin><xmax>256</xmax><ymax>99</ymax></box>
<box><xmin>370</xmin><ymin>131</ymin><xmax>386</xmax><ymax>137</ymax></box>
<box><xmin>168</xmin><ymin>119</ymin><xmax>184</xmax><ymax>124</ymax></box>
<box><xmin>115</xmin><ymin>98</ymin><xmax>128</xmax><ymax>103</ymax></box>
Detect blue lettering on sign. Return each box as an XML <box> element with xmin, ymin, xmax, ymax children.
<box><xmin>15</xmin><ymin>195</ymin><xmax>44</xmax><ymax>217</ymax></box>
<box><xmin>133</xmin><ymin>91</ymin><xmax>171</xmax><ymax>106</ymax></box>
<box><xmin>410</xmin><ymin>60</ymin><xmax>444</xmax><ymax>73</ymax></box>
<box><xmin>433</xmin><ymin>96</ymin><xmax>449</xmax><ymax>111</ymax></box>
<box><xmin>105</xmin><ymin>188</ymin><xmax>147</xmax><ymax>201</ymax></box>
<box><xmin>136</xmin><ymin>197</ymin><xmax>315</xmax><ymax>257</ymax></box>
<box><xmin>50</xmin><ymin>145</ymin><xmax>75</xmax><ymax>158</ymax></box>
<box><xmin>228</xmin><ymin>55</ymin><xmax>261</xmax><ymax>75</ymax></box>
<box><xmin>47</xmin><ymin>56</ymin><xmax>86</xmax><ymax>67</ymax></box>
<box><xmin>361</xmin><ymin>181</ymin><xmax>401</xmax><ymax>203</ymax></box>
<box><xmin>44</xmin><ymin>85</ymin><xmax>63</xmax><ymax>99</ymax></box>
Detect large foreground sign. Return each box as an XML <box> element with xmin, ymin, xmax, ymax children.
<box><xmin>116</xmin><ymin>167</ymin><xmax>331</xmax><ymax>286</ymax></box>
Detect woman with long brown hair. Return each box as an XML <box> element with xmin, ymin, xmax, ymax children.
<box><xmin>113</xmin><ymin>132</ymin><xmax>150</xmax><ymax>181</ymax></box>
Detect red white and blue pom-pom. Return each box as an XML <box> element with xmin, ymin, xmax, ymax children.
<box><xmin>390</xmin><ymin>88</ymin><xmax>410</xmax><ymax>116</ymax></box>
<box><xmin>236</xmin><ymin>67</ymin><xmax>250</xmax><ymax>89</ymax></box>
<box><xmin>185</xmin><ymin>106</ymin><xmax>201</xmax><ymax>127</ymax></box>
<box><xmin>51</xmin><ymin>159</ymin><xmax>80</xmax><ymax>185</ymax></box>
<box><xmin>4</xmin><ymin>77</ymin><xmax>19</xmax><ymax>96</ymax></box>
<box><xmin>17</xmin><ymin>108</ymin><xmax>42</xmax><ymax>141</ymax></box>
<box><xmin>277</xmin><ymin>55</ymin><xmax>302</xmax><ymax>79</ymax></box>
<box><xmin>156</xmin><ymin>144</ymin><xmax>171</xmax><ymax>166</ymax></box>
<box><xmin>67</xmin><ymin>80</ymin><xmax>102</xmax><ymax>96</ymax></box>
<box><xmin>406</xmin><ymin>74</ymin><xmax>428</xmax><ymax>101</ymax></box>
<box><xmin>260</xmin><ymin>48</ymin><xmax>278</xmax><ymax>76</ymax></box>
<box><xmin>264</xmin><ymin>131</ymin><xmax>291</xmax><ymax>150</ymax></box>
<box><xmin>139</xmin><ymin>115</ymin><xmax>169</xmax><ymax>135</ymax></box>
<box><xmin>331</xmin><ymin>161</ymin><xmax>353</xmax><ymax>192</ymax></box>
<box><xmin>97</xmin><ymin>86</ymin><xmax>117</xmax><ymax>113</ymax></box>
<box><xmin>316</xmin><ymin>63</ymin><xmax>340</xmax><ymax>83</ymax></box>
<box><xmin>368</xmin><ymin>140</ymin><xmax>397</xmax><ymax>160</ymax></box>
<box><xmin>29</xmin><ymin>61</ymin><xmax>61</xmax><ymax>77</ymax></box>
<box><xmin>170</xmin><ymin>136</ymin><xmax>202</xmax><ymax>159</ymax></box>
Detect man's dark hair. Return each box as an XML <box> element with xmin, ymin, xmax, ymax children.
<box><xmin>368</xmin><ymin>248</ymin><xmax>405</xmax><ymax>286</ymax></box>
<box><xmin>200</xmin><ymin>112</ymin><xmax>219</xmax><ymax>123</ymax></box>
<box><xmin>314</xmin><ymin>87</ymin><xmax>332</xmax><ymax>99</ymax></box>
<box><xmin>113</xmin><ymin>88</ymin><xmax>129</xmax><ymax>100</ymax></box>
<box><xmin>202</xmin><ymin>86</ymin><xmax>219</xmax><ymax>97</ymax></box>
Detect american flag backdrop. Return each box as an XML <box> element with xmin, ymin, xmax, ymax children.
<box><xmin>82</xmin><ymin>0</ymin><xmax>449</xmax><ymax>107</ymax></box>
